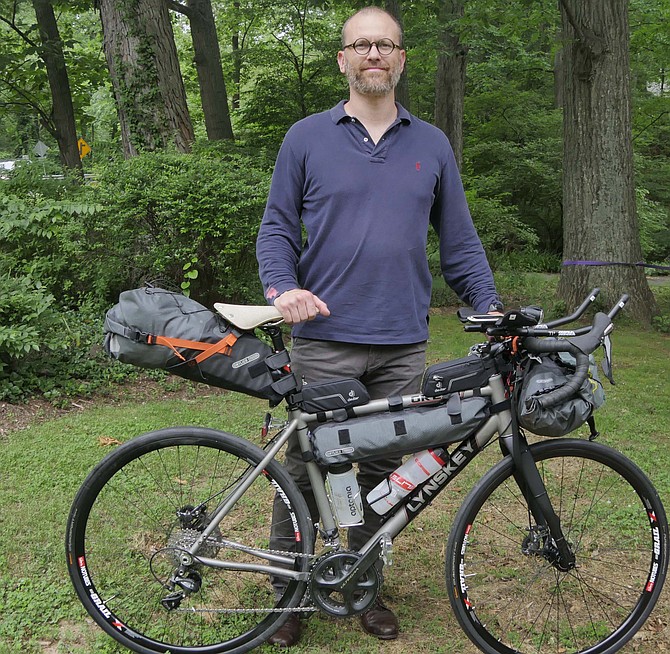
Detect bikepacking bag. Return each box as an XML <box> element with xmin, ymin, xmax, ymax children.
<box><xmin>422</xmin><ymin>355</ymin><xmax>495</xmax><ymax>397</ymax></box>
<box><xmin>291</xmin><ymin>379</ymin><xmax>371</xmax><ymax>414</ymax></box>
<box><xmin>103</xmin><ymin>286</ymin><xmax>282</xmax><ymax>402</ymax></box>
<box><xmin>517</xmin><ymin>352</ymin><xmax>605</xmax><ymax>437</ymax></box>
<box><xmin>310</xmin><ymin>394</ymin><xmax>490</xmax><ymax>466</ymax></box>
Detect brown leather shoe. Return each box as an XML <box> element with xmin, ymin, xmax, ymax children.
<box><xmin>360</xmin><ymin>601</ymin><xmax>399</xmax><ymax>640</ymax></box>
<box><xmin>267</xmin><ymin>613</ymin><xmax>301</xmax><ymax>647</ymax></box>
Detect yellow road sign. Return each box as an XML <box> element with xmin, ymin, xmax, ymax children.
<box><xmin>78</xmin><ymin>137</ymin><xmax>91</xmax><ymax>159</ymax></box>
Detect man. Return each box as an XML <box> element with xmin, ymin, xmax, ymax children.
<box><xmin>256</xmin><ymin>6</ymin><xmax>502</xmax><ymax>647</ymax></box>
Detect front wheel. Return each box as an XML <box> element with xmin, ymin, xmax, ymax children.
<box><xmin>446</xmin><ymin>438</ymin><xmax>668</xmax><ymax>654</ymax></box>
<box><xmin>66</xmin><ymin>427</ymin><xmax>314</xmax><ymax>654</ymax></box>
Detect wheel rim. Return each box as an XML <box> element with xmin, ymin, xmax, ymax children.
<box><xmin>451</xmin><ymin>442</ymin><xmax>666</xmax><ymax>654</ymax></box>
<box><xmin>68</xmin><ymin>432</ymin><xmax>312</xmax><ymax>653</ymax></box>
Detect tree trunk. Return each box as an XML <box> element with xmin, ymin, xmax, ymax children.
<box><xmin>231</xmin><ymin>1</ymin><xmax>241</xmax><ymax>110</ymax></box>
<box><xmin>31</xmin><ymin>0</ymin><xmax>82</xmax><ymax>172</ymax></box>
<box><xmin>434</xmin><ymin>0</ymin><xmax>466</xmax><ymax>170</ymax></box>
<box><xmin>98</xmin><ymin>0</ymin><xmax>194</xmax><ymax>156</ymax></box>
<box><xmin>172</xmin><ymin>0</ymin><xmax>234</xmax><ymax>140</ymax></box>
<box><xmin>558</xmin><ymin>0</ymin><xmax>656</xmax><ymax>322</ymax></box>
<box><xmin>385</xmin><ymin>0</ymin><xmax>410</xmax><ymax>110</ymax></box>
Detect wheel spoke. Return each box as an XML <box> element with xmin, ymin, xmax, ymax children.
<box><xmin>447</xmin><ymin>440</ymin><xmax>667</xmax><ymax>654</ymax></box>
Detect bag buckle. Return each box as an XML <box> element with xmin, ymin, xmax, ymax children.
<box><xmin>128</xmin><ymin>328</ymin><xmax>151</xmax><ymax>344</ymax></box>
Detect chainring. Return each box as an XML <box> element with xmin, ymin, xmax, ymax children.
<box><xmin>308</xmin><ymin>550</ymin><xmax>380</xmax><ymax>617</ymax></box>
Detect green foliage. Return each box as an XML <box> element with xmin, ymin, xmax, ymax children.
<box><xmin>0</xmin><ymin>290</ymin><xmax>136</xmax><ymax>403</ymax></box>
<box><xmin>637</xmin><ymin>186</ymin><xmax>670</xmax><ymax>264</ymax></box>
<box><xmin>84</xmin><ymin>141</ymin><xmax>274</xmax><ymax>305</ymax></box>
<box><xmin>234</xmin><ymin>1</ymin><xmax>350</xmax><ymax>148</ymax></box>
<box><xmin>0</xmin><ymin>174</ymin><xmax>100</xmax><ymax>305</ymax></box>
<box><xmin>0</xmin><ymin>275</ymin><xmax>62</xmax><ymax>364</ymax></box>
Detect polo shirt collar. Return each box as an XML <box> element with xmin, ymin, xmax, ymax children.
<box><xmin>330</xmin><ymin>99</ymin><xmax>412</xmax><ymax>125</ymax></box>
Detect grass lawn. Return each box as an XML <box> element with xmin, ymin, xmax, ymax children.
<box><xmin>0</xmin><ymin>292</ymin><xmax>668</xmax><ymax>654</ymax></box>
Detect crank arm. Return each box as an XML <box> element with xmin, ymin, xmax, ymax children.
<box><xmin>330</xmin><ymin>535</ymin><xmax>388</xmax><ymax>593</ymax></box>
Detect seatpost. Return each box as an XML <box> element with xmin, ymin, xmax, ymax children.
<box><xmin>265</xmin><ymin>325</ymin><xmax>287</xmax><ymax>353</ymax></box>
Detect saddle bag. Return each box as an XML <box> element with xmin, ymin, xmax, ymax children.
<box><xmin>310</xmin><ymin>394</ymin><xmax>490</xmax><ymax>466</ymax></box>
<box><xmin>517</xmin><ymin>352</ymin><xmax>605</xmax><ymax>437</ymax></box>
<box><xmin>103</xmin><ymin>286</ymin><xmax>281</xmax><ymax>402</ymax></box>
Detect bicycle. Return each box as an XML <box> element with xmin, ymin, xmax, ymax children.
<box><xmin>66</xmin><ymin>290</ymin><xmax>668</xmax><ymax>654</ymax></box>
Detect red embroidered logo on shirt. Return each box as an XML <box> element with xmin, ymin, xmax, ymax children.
<box><xmin>415</xmin><ymin>162</ymin><xmax>421</xmax><ymax>171</ymax></box>
<box><xmin>266</xmin><ymin>287</ymin><xmax>278</xmax><ymax>300</ymax></box>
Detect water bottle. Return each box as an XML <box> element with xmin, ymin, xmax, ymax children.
<box><xmin>326</xmin><ymin>464</ymin><xmax>365</xmax><ymax>527</ymax></box>
<box><xmin>367</xmin><ymin>449</ymin><xmax>447</xmax><ymax>516</ymax></box>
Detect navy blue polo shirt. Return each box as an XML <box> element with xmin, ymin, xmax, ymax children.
<box><xmin>256</xmin><ymin>101</ymin><xmax>498</xmax><ymax>345</ymax></box>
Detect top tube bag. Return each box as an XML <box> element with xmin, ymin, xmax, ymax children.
<box><xmin>103</xmin><ymin>286</ymin><xmax>281</xmax><ymax>402</ymax></box>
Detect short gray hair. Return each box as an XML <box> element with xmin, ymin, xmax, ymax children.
<box><xmin>341</xmin><ymin>6</ymin><xmax>404</xmax><ymax>48</ymax></box>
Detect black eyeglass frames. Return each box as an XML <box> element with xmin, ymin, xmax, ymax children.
<box><xmin>343</xmin><ymin>38</ymin><xmax>402</xmax><ymax>56</ymax></box>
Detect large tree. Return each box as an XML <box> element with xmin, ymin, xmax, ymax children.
<box><xmin>97</xmin><ymin>0</ymin><xmax>194</xmax><ymax>156</ymax></box>
<box><xmin>168</xmin><ymin>0</ymin><xmax>234</xmax><ymax>141</ymax></box>
<box><xmin>434</xmin><ymin>0</ymin><xmax>466</xmax><ymax>169</ymax></box>
<box><xmin>0</xmin><ymin>0</ymin><xmax>81</xmax><ymax>170</ymax></box>
<box><xmin>385</xmin><ymin>0</ymin><xmax>409</xmax><ymax>110</ymax></box>
<box><xmin>31</xmin><ymin>0</ymin><xmax>81</xmax><ymax>170</ymax></box>
<box><xmin>558</xmin><ymin>0</ymin><xmax>656</xmax><ymax>321</ymax></box>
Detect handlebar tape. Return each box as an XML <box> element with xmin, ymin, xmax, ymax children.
<box><xmin>523</xmin><ymin>312</ymin><xmax>611</xmax><ymax>410</ymax></box>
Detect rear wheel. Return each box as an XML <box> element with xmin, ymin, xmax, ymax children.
<box><xmin>447</xmin><ymin>439</ymin><xmax>668</xmax><ymax>654</ymax></box>
<box><xmin>66</xmin><ymin>427</ymin><xmax>314</xmax><ymax>654</ymax></box>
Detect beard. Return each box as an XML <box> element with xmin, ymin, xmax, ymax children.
<box><xmin>343</xmin><ymin>59</ymin><xmax>403</xmax><ymax>97</ymax></box>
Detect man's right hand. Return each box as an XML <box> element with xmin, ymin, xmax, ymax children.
<box><xmin>274</xmin><ymin>289</ymin><xmax>330</xmax><ymax>325</ymax></box>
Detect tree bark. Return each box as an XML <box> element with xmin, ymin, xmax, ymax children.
<box><xmin>98</xmin><ymin>0</ymin><xmax>194</xmax><ymax>156</ymax></box>
<box><xmin>385</xmin><ymin>0</ymin><xmax>410</xmax><ymax>110</ymax></box>
<box><xmin>171</xmin><ymin>0</ymin><xmax>234</xmax><ymax>140</ymax></box>
<box><xmin>31</xmin><ymin>0</ymin><xmax>82</xmax><ymax>172</ymax></box>
<box><xmin>558</xmin><ymin>0</ymin><xmax>656</xmax><ymax>321</ymax></box>
<box><xmin>434</xmin><ymin>0</ymin><xmax>466</xmax><ymax>170</ymax></box>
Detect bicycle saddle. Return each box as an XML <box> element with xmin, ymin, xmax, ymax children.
<box><xmin>214</xmin><ymin>303</ymin><xmax>283</xmax><ymax>330</ymax></box>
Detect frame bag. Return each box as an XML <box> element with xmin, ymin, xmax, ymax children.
<box><xmin>104</xmin><ymin>287</ymin><xmax>281</xmax><ymax>402</ymax></box>
<box><xmin>517</xmin><ymin>352</ymin><xmax>605</xmax><ymax>437</ymax></box>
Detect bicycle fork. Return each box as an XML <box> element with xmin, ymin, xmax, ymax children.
<box><xmin>501</xmin><ymin>432</ymin><xmax>576</xmax><ymax>572</ymax></box>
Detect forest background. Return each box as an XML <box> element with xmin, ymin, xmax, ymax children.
<box><xmin>0</xmin><ymin>0</ymin><xmax>669</xmax><ymax>403</ymax></box>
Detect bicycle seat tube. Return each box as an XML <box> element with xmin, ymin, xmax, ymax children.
<box><xmin>288</xmin><ymin>405</ymin><xmax>341</xmax><ymax>540</ymax></box>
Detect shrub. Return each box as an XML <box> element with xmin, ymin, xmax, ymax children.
<box><xmin>85</xmin><ymin>142</ymin><xmax>274</xmax><ymax>306</ymax></box>
<box><xmin>0</xmin><ymin>184</ymin><xmax>101</xmax><ymax>308</ymax></box>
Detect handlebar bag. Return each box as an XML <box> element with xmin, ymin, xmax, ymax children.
<box><xmin>517</xmin><ymin>353</ymin><xmax>605</xmax><ymax>437</ymax></box>
<box><xmin>103</xmin><ymin>286</ymin><xmax>282</xmax><ymax>402</ymax></box>
<box><xmin>310</xmin><ymin>394</ymin><xmax>490</xmax><ymax>466</ymax></box>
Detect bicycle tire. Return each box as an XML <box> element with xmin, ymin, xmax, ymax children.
<box><xmin>66</xmin><ymin>426</ymin><xmax>314</xmax><ymax>654</ymax></box>
<box><xmin>446</xmin><ymin>438</ymin><xmax>668</xmax><ymax>654</ymax></box>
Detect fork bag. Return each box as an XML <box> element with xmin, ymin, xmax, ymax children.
<box><xmin>310</xmin><ymin>394</ymin><xmax>490</xmax><ymax>466</ymax></box>
<box><xmin>103</xmin><ymin>286</ymin><xmax>281</xmax><ymax>402</ymax></box>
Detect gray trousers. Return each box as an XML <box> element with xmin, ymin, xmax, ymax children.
<box><xmin>269</xmin><ymin>338</ymin><xmax>427</xmax><ymax>590</ymax></box>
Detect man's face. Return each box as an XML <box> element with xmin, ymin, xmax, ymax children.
<box><xmin>338</xmin><ymin>12</ymin><xmax>406</xmax><ymax>97</ymax></box>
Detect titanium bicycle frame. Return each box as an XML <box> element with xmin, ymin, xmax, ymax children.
<box><xmin>179</xmin><ymin>369</ymin><xmax>573</xmax><ymax>586</ymax></box>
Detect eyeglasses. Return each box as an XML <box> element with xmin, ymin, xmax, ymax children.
<box><xmin>343</xmin><ymin>38</ymin><xmax>401</xmax><ymax>56</ymax></box>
